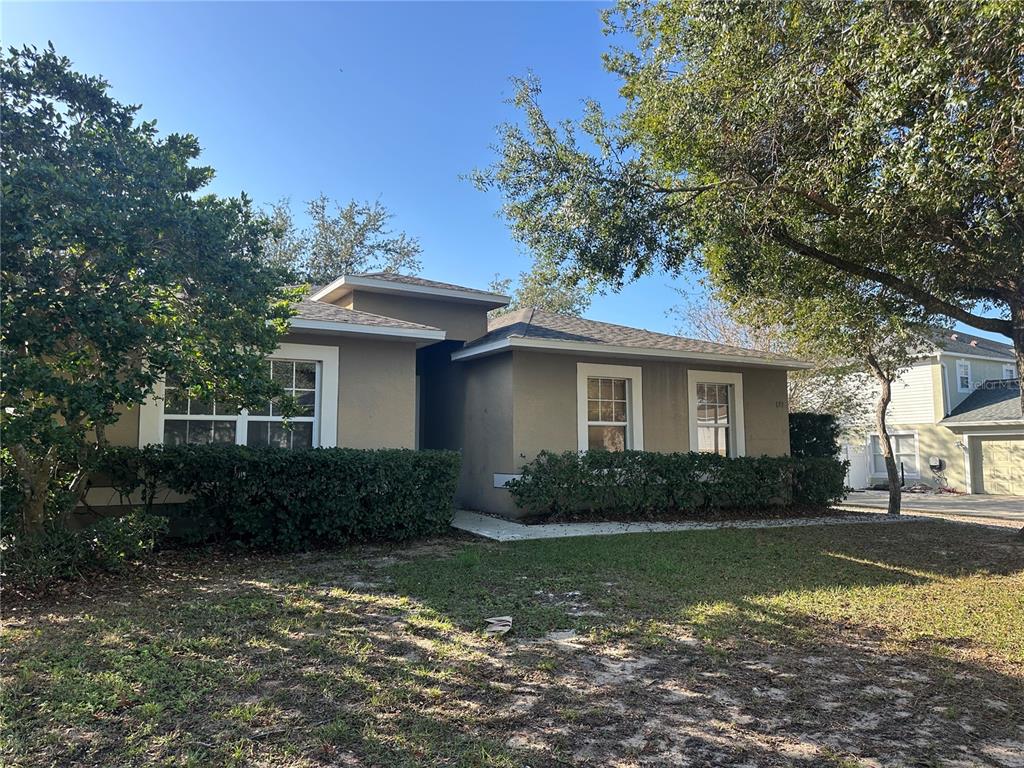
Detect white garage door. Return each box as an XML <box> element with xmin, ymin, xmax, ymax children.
<box><xmin>975</xmin><ymin>438</ymin><xmax>1024</xmax><ymax>495</ymax></box>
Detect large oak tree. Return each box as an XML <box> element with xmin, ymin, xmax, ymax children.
<box><xmin>475</xmin><ymin>0</ymin><xmax>1023</xmax><ymax>407</ymax></box>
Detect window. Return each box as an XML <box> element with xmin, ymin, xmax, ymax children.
<box><xmin>695</xmin><ymin>382</ymin><xmax>732</xmax><ymax>456</ymax></box>
<box><xmin>1004</xmin><ymin>363</ymin><xmax>1018</xmax><ymax>381</ymax></box>
<box><xmin>687</xmin><ymin>370</ymin><xmax>746</xmax><ymax>457</ymax></box>
<box><xmin>162</xmin><ymin>377</ymin><xmax>239</xmax><ymax>446</ymax></box>
<box><xmin>245</xmin><ymin>360</ymin><xmax>318</xmax><ymax>450</ymax></box>
<box><xmin>870</xmin><ymin>433</ymin><xmax>919</xmax><ymax>477</ymax></box>
<box><xmin>956</xmin><ymin>359</ymin><xmax>972</xmax><ymax>392</ymax></box>
<box><xmin>586</xmin><ymin>377</ymin><xmax>628</xmax><ymax>451</ymax></box>
<box><xmin>162</xmin><ymin>359</ymin><xmax>320</xmax><ymax>450</ymax></box>
<box><xmin>576</xmin><ymin>363</ymin><xmax>643</xmax><ymax>452</ymax></box>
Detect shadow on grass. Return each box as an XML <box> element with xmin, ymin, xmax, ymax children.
<box><xmin>3</xmin><ymin>521</ymin><xmax>1022</xmax><ymax>767</ymax></box>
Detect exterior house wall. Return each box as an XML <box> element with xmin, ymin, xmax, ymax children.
<box><xmin>452</xmin><ymin>350</ymin><xmax>791</xmax><ymax>517</ymax></box>
<box><xmin>457</xmin><ymin>354</ymin><xmax>516</xmax><ymax>514</ymax></box>
<box><xmin>845</xmin><ymin>355</ymin><xmax>1019</xmax><ymax>493</ymax></box>
<box><xmin>941</xmin><ymin>356</ymin><xmax>1012</xmax><ymax>413</ymax></box>
<box><xmin>509</xmin><ymin>351</ymin><xmax>790</xmax><ymax>464</ymax></box>
<box><xmin>339</xmin><ymin>291</ymin><xmax>489</xmax><ymax>342</ymax></box>
<box><xmin>83</xmin><ymin>332</ymin><xmax>418</xmax><ymax>508</ymax></box>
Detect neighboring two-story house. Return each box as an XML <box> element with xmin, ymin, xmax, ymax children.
<box><xmin>841</xmin><ymin>329</ymin><xmax>1022</xmax><ymax>496</ymax></box>
<box><xmin>94</xmin><ymin>272</ymin><xmax>811</xmax><ymax>517</ymax></box>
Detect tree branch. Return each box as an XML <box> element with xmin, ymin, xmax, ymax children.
<box><xmin>771</xmin><ymin>227</ymin><xmax>1013</xmax><ymax>337</ymax></box>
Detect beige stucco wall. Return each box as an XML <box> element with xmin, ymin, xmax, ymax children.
<box><xmin>340</xmin><ymin>291</ymin><xmax>489</xmax><ymax>342</ymax></box>
<box><xmin>94</xmin><ymin>331</ymin><xmax>418</xmax><ymax>453</ymax></box>
<box><xmin>455</xmin><ymin>349</ymin><xmax>792</xmax><ymax>516</ymax></box>
<box><xmin>511</xmin><ymin>351</ymin><xmax>790</xmax><ymax>463</ymax></box>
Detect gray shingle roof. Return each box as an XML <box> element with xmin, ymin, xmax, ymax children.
<box><xmin>462</xmin><ymin>308</ymin><xmax>806</xmax><ymax>365</ymax></box>
<box><xmin>941</xmin><ymin>379</ymin><xmax>1022</xmax><ymax>424</ymax></box>
<box><xmin>928</xmin><ymin>326</ymin><xmax>1014</xmax><ymax>360</ymax></box>
<box><xmin>292</xmin><ymin>295</ymin><xmax>441</xmax><ymax>332</ymax></box>
<box><xmin>358</xmin><ymin>272</ymin><xmax>505</xmax><ymax>296</ymax></box>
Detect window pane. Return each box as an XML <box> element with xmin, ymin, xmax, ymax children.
<box><xmin>697</xmin><ymin>426</ymin><xmax>729</xmax><ymax>456</ymax></box>
<box><xmin>612</xmin><ymin>401</ymin><xmax>626</xmax><ymax>422</ymax></box>
<box><xmin>212</xmin><ymin>420</ymin><xmax>236</xmax><ymax>444</ymax></box>
<box><xmin>272</xmin><ymin>360</ymin><xmax>294</xmax><ymax>387</ymax></box>
<box><xmin>587</xmin><ymin>378</ymin><xmax>600</xmax><ymax>399</ymax></box>
<box><xmin>188</xmin><ymin>421</ymin><xmax>213</xmax><ymax>444</ymax></box>
<box><xmin>295</xmin><ymin>362</ymin><xmax>316</xmax><ymax>389</ymax></box>
<box><xmin>164</xmin><ymin>389</ymin><xmax>188</xmax><ymax>415</ymax></box>
<box><xmin>295</xmin><ymin>390</ymin><xmax>316</xmax><ymax>416</ymax></box>
<box><xmin>588</xmin><ymin>425</ymin><xmax>625</xmax><ymax>452</ymax></box>
<box><xmin>290</xmin><ymin>422</ymin><xmax>314</xmax><ymax>450</ymax></box>
<box><xmin>163</xmin><ymin>420</ymin><xmax>187</xmax><ymax>446</ymax></box>
<box><xmin>250</xmin><ymin>401</ymin><xmax>271</xmax><ymax>417</ymax></box>
<box><xmin>267</xmin><ymin>422</ymin><xmax>291</xmax><ymax>449</ymax></box>
<box><xmin>190</xmin><ymin>398</ymin><xmax>213</xmax><ymax>416</ymax></box>
<box><xmin>587</xmin><ymin>401</ymin><xmax>601</xmax><ymax>421</ymax></box>
<box><xmin>246</xmin><ymin>421</ymin><xmax>269</xmax><ymax>447</ymax></box>
<box><xmin>612</xmin><ymin>379</ymin><xmax>626</xmax><ymax>400</ymax></box>
<box><xmin>600</xmin><ymin>401</ymin><xmax>614</xmax><ymax>421</ymax></box>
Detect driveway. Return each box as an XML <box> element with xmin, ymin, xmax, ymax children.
<box><xmin>841</xmin><ymin>489</ymin><xmax>1024</xmax><ymax>523</ymax></box>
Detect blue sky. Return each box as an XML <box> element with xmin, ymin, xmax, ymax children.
<box><xmin>2</xmin><ymin>1</ymin><xmax>1005</xmax><ymax>342</ymax></box>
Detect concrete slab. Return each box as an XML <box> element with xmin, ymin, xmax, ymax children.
<box><xmin>839</xmin><ymin>490</ymin><xmax>1024</xmax><ymax>523</ymax></box>
<box><xmin>451</xmin><ymin>509</ymin><xmax>924</xmax><ymax>543</ymax></box>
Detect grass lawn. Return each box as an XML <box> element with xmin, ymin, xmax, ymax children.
<box><xmin>3</xmin><ymin>520</ymin><xmax>1023</xmax><ymax>767</ymax></box>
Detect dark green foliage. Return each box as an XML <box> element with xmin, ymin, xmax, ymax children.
<box><xmin>2</xmin><ymin>510</ymin><xmax>167</xmax><ymax>591</ymax></box>
<box><xmin>789</xmin><ymin>413</ymin><xmax>842</xmax><ymax>459</ymax></box>
<box><xmin>507</xmin><ymin>450</ymin><xmax>847</xmax><ymax>519</ymax></box>
<box><xmin>102</xmin><ymin>445</ymin><xmax>462</xmax><ymax>551</ymax></box>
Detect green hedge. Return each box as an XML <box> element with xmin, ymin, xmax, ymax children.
<box><xmin>789</xmin><ymin>412</ymin><xmax>842</xmax><ymax>458</ymax></box>
<box><xmin>101</xmin><ymin>445</ymin><xmax>461</xmax><ymax>551</ymax></box>
<box><xmin>506</xmin><ymin>450</ymin><xmax>848</xmax><ymax>518</ymax></box>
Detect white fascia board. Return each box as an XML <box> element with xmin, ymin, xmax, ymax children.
<box><xmin>450</xmin><ymin>336</ymin><xmax>814</xmax><ymax>369</ymax></box>
<box><xmin>940</xmin><ymin>421</ymin><xmax>1024</xmax><ymax>429</ymax></box>
<box><xmin>311</xmin><ymin>275</ymin><xmax>510</xmax><ymax>307</ymax></box>
<box><xmin>289</xmin><ymin>318</ymin><xmax>446</xmax><ymax>341</ymax></box>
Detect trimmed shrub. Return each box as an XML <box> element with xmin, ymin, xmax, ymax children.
<box><xmin>101</xmin><ymin>445</ymin><xmax>462</xmax><ymax>551</ymax></box>
<box><xmin>789</xmin><ymin>413</ymin><xmax>842</xmax><ymax>459</ymax></box>
<box><xmin>507</xmin><ymin>450</ymin><xmax>847</xmax><ymax>518</ymax></box>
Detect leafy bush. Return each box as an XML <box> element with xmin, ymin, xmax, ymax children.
<box><xmin>2</xmin><ymin>510</ymin><xmax>167</xmax><ymax>591</ymax></box>
<box><xmin>789</xmin><ymin>413</ymin><xmax>842</xmax><ymax>459</ymax></box>
<box><xmin>507</xmin><ymin>450</ymin><xmax>847</xmax><ymax>518</ymax></box>
<box><xmin>101</xmin><ymin>445</ymin><xmax>462</xmax><ymax>551</ymax></box>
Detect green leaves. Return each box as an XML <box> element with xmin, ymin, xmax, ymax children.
<box><xmin>508</xmin><ymin>450</ymin><xmax>847</xmax><ymax>518</ymax></box>
<box><xmin>102</xmin><ymin>446</ymin><xmax>462</xmax><ymax>551</ymax></box>
<box><xmin>1</xmin><ymin>45</ymin><xmax>296</xmax><ymax>531</ymax></box>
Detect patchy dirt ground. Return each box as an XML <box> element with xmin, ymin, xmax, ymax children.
<box><xmin>3</xmin><ymin>521</ymin><xmax>1023</xmax><ymax>767</ymax></box>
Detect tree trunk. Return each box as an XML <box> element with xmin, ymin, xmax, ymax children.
<box><xmin>865</xmin><ymin>354</ymin><xmax>901</xmax><ymax>516</ymax></box>
<box><xmin>10</xmin><ymin>445</ymin><xmax>54</xmax><ymax>535</ymax></box>
<box><xmin>1012</xmin><ymin>298</ymin><xmax>1024</xmax><ymax>415</ymax></box>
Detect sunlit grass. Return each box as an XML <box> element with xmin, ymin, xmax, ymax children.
<box><xmin>2</xmin><ymin>521</ymin><xmax>1022</xmax><ymax>767</ymax></box>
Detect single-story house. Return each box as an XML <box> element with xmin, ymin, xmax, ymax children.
<box><xmin>97</xmin><ymin>272</ymin><xmax>811</xmax><ymax>517</ymax></box>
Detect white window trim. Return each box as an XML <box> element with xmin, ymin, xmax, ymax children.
<box><xmin>687</xmin><ymin>370</ymin><xmax>745</xmax><ymax>457</ymax></box>
<box><xmin>868</xmin><ymin>432</ymin><xmax>920</xmax><ymax>478</ymax></box>
<box><xmin>576</xmin><ymin>362</ymin><xmax>644</xmax><ymax>452</ymax></box>
<box><xmin>956</xmin><ymin>359</ymin><xmax>972</xmax><ymax>392</ymax></box>
<box><xmin>139</xmin><ymin>342</ymin><xmax>339</xmax><ymax>448</ymax></box>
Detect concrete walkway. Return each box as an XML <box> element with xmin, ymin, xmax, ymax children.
<box><xmin>838</xmin><ymin>490</ymin><xmax>1024</xmax><ymax>523</ymax></box>
<box><xmin>451</xmin><ymin>509</ymin><xmax>924</xmax><ymax>543</ymax></box>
